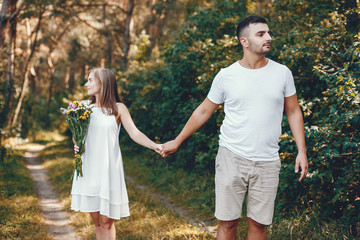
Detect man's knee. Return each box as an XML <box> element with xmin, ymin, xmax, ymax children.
<box><xmin>219</xmin><ymin>219</ymin><xmax>240</xmax><ymax>231</ymax></box>
<box><xmin>248</xmin><ymin>218</ymin><xmax>266</xmax><ymax>231</ymax></box>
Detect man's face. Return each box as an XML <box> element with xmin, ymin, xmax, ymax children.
<box><xmin>241</xmin><ymin>23</ymin><xmax>272</xmax><ymax>56</ymax></box>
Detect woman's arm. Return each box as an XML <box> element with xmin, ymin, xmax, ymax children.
<box><xmin>117</xmin><ymin>103</ymin><xmax>161</xmax><ymax>152</ymax></box>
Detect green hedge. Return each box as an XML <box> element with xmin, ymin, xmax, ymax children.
<box><xmin>119</xmin><ymin>0</ymin><xmax>360</xmax><ymax>233</ymax></box>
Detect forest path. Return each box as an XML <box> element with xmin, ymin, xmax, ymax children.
<box><xmin>24</xmin><ymin>145</ymin><xmax>80</xmax><ymax>240</ymax></box>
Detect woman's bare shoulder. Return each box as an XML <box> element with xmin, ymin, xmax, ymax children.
<box><xmin>115</xmin><ymin>103</ymin><xmax>128</xmax><ymax>121</ymax></box>
<box><xmin>116</xmin><ymin>102</ymin><xmax>128</xmax><ymax>111</ymax></box>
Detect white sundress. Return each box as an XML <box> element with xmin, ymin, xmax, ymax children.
<box><xmin>70</xmin><ymin>105</ymin><xmax>130</xmax><ymax>219</ymax></box>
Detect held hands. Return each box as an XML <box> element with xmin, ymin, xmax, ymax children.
<box><xmin>159</xmin><ymin>139</ymin><xmax>180</xmax><ymax>158</ymax></box>
<box><xmin>154</xmin><ymin>144</ymin><xmax>163</xmax><ymax>154</ymax></box>
<box><xmin>295</xmin><ymin>152</ymin><xmax>308</xmax><ymax>182</ymax></box>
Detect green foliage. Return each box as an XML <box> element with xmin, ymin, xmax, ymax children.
<box><xmin>119</xmin><ymin>0</ymin><xmax>360</xmax><ymax>235</ymax></box>
<box><xmin>271</xmin><ymin>1</ymin><xmax>360</xmax><ymax>230</ymax></box>
<box><xmin>120</xmin><ymin>0</ymin><xmax>246</xmax><ymax>171</ymax></box>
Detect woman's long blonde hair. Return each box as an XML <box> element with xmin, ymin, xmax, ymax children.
<box><xmin>89</xmin><ymin>68</ymin><xmax>121</xmax><ymax>116</ymax></box>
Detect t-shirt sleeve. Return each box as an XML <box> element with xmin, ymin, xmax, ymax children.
<box><xmin>284</xmin><ymin>67</ymin><xmax>296</xmax><ymax>97</ymax></box>
<box><xmin>207</xmin><ymin>70</ymin><xmax>224</xmax><ymax>104</ymax></box>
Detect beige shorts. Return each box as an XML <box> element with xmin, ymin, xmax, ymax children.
<box><xmin>215</xmin><ymin>147</ymin><xmax>281</xmax><ymax>225</ymax></box>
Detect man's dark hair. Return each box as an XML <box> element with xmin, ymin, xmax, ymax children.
<box><xmin>236</xmin><ymin>15</ymin><xmax>267</xmax><ymax>43</ymax></box>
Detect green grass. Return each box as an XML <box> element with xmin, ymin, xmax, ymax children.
<box><xmin>123</xmin><ymin>150</ymin><xmax>216</xmax><ymax>221</ymax></box>
<box><xmin>0</xmin><ymin>147</ymin><xmax>51</xmax><ymax>240</ymax></box>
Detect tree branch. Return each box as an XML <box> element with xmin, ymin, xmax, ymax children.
<box><xmin>8</xmin><ymin>0</ymin><xmax>27</xmax><ymax>23</ymax></box>
<box><xmin>71</xmin><ymin>3</ymin><xmax>126</xmax><ymax>14</ymax></box>
<box><xmin>56</xmin><ymin>6</ymin><xmax>104</xmax><ymax>34</ymax></box>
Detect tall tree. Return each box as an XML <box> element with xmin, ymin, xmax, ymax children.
<box><xmin>0</xmin><ymin>0</ymin><xmax>26</xmax><ymax>52</ymax></box>
<box><xmin>118</xmin><ymin>0</ymin><xmax>135</xmax><ymax>69</ymax></box>
<box><xmin>11</xmin><ymin>13</ymin><xmax>42</xmax><ymax>127</ymax></box>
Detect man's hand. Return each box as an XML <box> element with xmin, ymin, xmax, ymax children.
<box><xmin>160</xmin><ymin>139</ymin><xmax>180</xmax><ymax>158</ymax></box>
<box><xmin>295</xmin><ymin>152</ymin><xmax>308</xmax><ymax>182</ymax></box>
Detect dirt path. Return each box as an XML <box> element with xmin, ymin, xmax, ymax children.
<box><xmin>24</xmin><ymin>145</ymin><xmax>80</xmax><ymax>240</ymax></box>
<box><xmin>125</xmin><ymin>175</ymin><xmax>217</xmax><ymax>236</ymax></box>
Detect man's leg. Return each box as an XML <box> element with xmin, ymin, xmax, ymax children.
<box><xmin>217</xmin><ymin>219</ymin><xmax>240</xmax><ymax>240</ymax></box>
<box><xmin>215</xmin><ymin>147</ymin><xmax>251</xmax><ymax>240</ymax></box>
<box><xmin>246</xmin><ymin>160</ymin><xmax>281</xmax><ymax>240</ymax></box>
<box><xmin>247</xmin><ymin>217</ymin><xmax>266</xmax><ymax>240</ymax></box>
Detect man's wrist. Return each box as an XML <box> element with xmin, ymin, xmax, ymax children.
<box><xmin>297</xmin><ymin>149</ymin><xmax>307</xmax><ymax>155</ymax></box>
<box><xmin>174</xmin><ymin>136</ymin><xmax>183</xmax><ymax>148</ymax></box>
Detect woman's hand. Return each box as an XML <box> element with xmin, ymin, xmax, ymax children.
<box><xmin>74</xmin><ymin>144</ymin><xmax>79</xmax><ymax>155</ymax></box>
<box><xmin>154</xmin><ymin>144</ymin><xmax>163</xmax><ymax>154</ymax></box>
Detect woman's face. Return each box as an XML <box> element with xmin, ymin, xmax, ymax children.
<box><xmin>85</xmin><ymin>72</ymin><xmax>101</xmax><ymax>96</ymax></box>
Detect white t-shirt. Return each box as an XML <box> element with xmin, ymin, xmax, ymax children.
<box><xmin>207</xmin><ymin>59</ymin><xmax>296</xmax><ymax>161</ymax></box>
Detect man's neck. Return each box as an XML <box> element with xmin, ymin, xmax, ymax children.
<box><xmin>239</xmin><ymin>55</ymin><xmax>268</xmax><ymax>69</ymax></box>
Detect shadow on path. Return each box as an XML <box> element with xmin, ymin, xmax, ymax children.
<box><xmin>24</xmin><ymin>145</ymin><xmax>80</xmax><ymax>240</ymax></box>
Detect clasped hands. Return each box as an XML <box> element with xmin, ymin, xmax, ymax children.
<box><xmin>154</xmin><ymin>139</ymin><xmax>180</xmax><ymax>158</ymax></box>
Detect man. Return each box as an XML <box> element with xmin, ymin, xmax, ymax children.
<box><xmin>160</xmin><ymin>15</ymin><xmax>308</xmax><ymax>240</ymax></box>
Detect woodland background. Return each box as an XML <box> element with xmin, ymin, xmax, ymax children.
<box><xmin>0</xmin><ymin>0</ymin><xmax>359</xmax><ymax>237</ymax></box>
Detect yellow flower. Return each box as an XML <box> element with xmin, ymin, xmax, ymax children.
<box><xmin>66</xmin><ymin>110</ymin><xmax>72</xmax><ymax>114</ymax></box>
<box><xmin>73</xmin><ymin>101</ymin><xmax>83</xmax><ymax>107</ymax></box>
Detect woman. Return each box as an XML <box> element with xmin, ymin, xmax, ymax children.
<box><xmin>72</xmin><ymin>68</ymin><xmax>161</xmax><ymax>239</ymax></box>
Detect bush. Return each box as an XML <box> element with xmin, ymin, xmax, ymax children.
<box><xmin>119</xmin><ymin>0</ymin><xmax>360</xmax><ymax>235</ymax></box>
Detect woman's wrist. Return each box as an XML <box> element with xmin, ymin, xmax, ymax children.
<box><xmin>152</xmin><ymin>142</ymin><xmax>159</xmax><ymax>151</ymax></box>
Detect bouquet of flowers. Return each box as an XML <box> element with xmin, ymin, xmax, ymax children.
<box><xmin>60</xmin><ymin>101</ymin><xmax>92</xmax><ymax>179</ymax></box>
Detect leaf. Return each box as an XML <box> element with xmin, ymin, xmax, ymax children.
<box><xmin>338</xmin><ymin>86</ymin><xmax>344</xmax><ymax>96</ymax></box>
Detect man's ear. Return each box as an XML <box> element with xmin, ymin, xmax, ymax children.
<box><xmin>240</xmin><ymin>37</ymin><xmax>248</xmax><ymax>48</ymax></box>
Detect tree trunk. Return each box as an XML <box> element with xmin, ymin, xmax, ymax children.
<box><xmin>0</xmin><ymin>0</ymin><xmax>11</xmax><ymax>52</ymax></box>
<box><xmin>147</xmin><ymin>0</ymin><xmax>168</xmax><ymax>56</ymax></box>
<box><xmin>103</xmin><ymin>4</ymin><xmax>112</xmax><ymax>66</ymax></box>
<box><xmin>45</xmin><ymin>57</ymin><xmax>54</xmax><ymax>128</ymax></box>
<box><xmin>120</xmin><ymin>0</ymin><xmax>135</xmax><ymax>70</ymax></box>
<box><xmin>1</xmin><ymin>0</ymin><xmax>17</xmax><ymax>130</ymax></box>
<box><xmin>4</xmin><ymin>1</ymin><xmax>17</xmax><ymax>120</ymax></box>
<box><xmin>0</xmin><ymin>0</ymin><xmax>26</xmax><ymax>53</ymax></box>
<box><xmin>11</xmin><ymin>14</ymin><xmax>42</xmax><ymax>127</ymax></box>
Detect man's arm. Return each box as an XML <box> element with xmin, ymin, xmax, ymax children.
<box><xmin>284</xmin><ymin>94</ymin><xmax>308</xmax><ymax>182</ymax></box>
<box><xmin>161</xmin><ymin>97</ymin><xmax>220</xmax><ymax>157</ymax></box>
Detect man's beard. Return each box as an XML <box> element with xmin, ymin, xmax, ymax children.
<box><xmin>260</xmin><ymin>48</ymin><xmax>271</xmax><ymax>56</ymax></box>
<box><xmin>250</xmin><ymin>42</ymin><xmax>271</xmax><ymax>56</ymax></box>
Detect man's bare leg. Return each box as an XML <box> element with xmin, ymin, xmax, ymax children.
<box><xmin>217</xmin><ymin>219</ymin><xmax>240</xmax><ymax>240</ymax></box>
<box><xmin>247</xmin><ymin>218</ymin><xmax>266</xmax><ymax>240</ymax></box>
